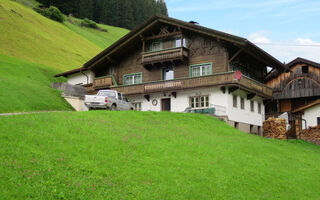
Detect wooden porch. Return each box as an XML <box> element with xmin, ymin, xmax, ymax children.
<box><xmin>93</xmin><ymin>75</ymin><xmax>116</xmax><ymax>89</ymax></box>
<box><xmin>112</xmin><ymin>72</ymin><xmax>272</xmax><ymax>98</ymax></box>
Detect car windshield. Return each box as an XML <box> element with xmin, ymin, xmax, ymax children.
<box><xmin>98</xmin><ymin>91</ymin><xmax>116</xmax><ymax>97</ymax></box>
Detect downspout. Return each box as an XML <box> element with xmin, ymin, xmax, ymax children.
<box><xmin>80</xmin><ymin>68</ymin><xmax>89</xmax><ymax>84</ymax></box>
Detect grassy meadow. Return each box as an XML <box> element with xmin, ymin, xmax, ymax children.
<box><xmin>1</xmin><ymin>111</ymin><xmax>320</xmax><ymax>199</ymax></box>
<box><xmin>0</xmin><ymin>0</ymin><xmax>128</xmax><ymax>113</ymax></box>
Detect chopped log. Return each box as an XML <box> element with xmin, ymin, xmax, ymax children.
<box><xmin>263</xmin><ymin>117</ymin><xmax>287</xmax><ymax>139</ymax></box>
<box><xmin>299</xmin><ymin>125</ymin><xmax>320</xmax><ymax>145</ymax></box>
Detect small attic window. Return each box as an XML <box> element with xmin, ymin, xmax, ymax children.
<box><xmin>302</xmin><ymin>66</ymin><xmax>309</xmax><ymax>73</ymax></box>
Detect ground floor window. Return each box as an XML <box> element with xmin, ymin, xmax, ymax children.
<box><xmin>190</xmin><ymin>96</ymin><xmax>209</xmax><ymax>108</ymax></box>
<box><xmin>258</xmin><ymin>103</ymin><xmax>262</xmax><ymax>114</ymax></box>
<box><xmin>240</xmin><ymin>97</ymin><xmax>244</xmax><ymax>109</ymax></box>
<box><xmin>317</xmin><ymin>117</ymin><xmax>320</xmax><ymax>125</ymax></box>
<box><xmin>132</xmin><ymin>103</ymin><xmax>142</xmax><ymax>111</ymax></box>
<box><xmin>250</xmin><ymin>101</ymin><xmax>254</xmax><ymax>112</ymax></box>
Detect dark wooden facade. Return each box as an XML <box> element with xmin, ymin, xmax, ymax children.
<box><xmin>265</xmin><ymin>58</ymin><xmax>320</xmax><ymax>135</ymax></box>
<box><xmin>56</xmin><ymin>15</ymin><xmax>284</xmax><ymax>99</ymax></box>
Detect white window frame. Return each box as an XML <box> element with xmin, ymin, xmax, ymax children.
<box><xmin>124</xmin><ymin>73</ymin><xmax>142</xmax><ymax>85</ymax></box>
<box><xmin>132</xmin><ymin>102</ymin><xmax>142</xmax><ymax>111</ymax></box>
<box><xmin>190</xmin><ymin>63</ymin><xmax>212</xmax><ymax>77</ymax></box>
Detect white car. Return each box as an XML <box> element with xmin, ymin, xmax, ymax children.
<box><xmin>84</xmin><ymin>90</ymin><xmax>134</xmax><ymax>111</ymax></box>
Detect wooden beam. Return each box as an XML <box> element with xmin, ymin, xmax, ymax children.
<box><xmin>145</xmin><ymin>32</ymin><xmax>182</xmax><ymax>41</ymax></box>
<box><xmin>144</xmin><ymin>95</ymin><xmax>150</xmax><ymax>102</ymax></box>
<box><xmin>247</xmin><ymin>93</ymin><xmax>256</xmax><ymax>100</ymax></box>
<box><xmin>229</xmin><ymin>49</ymin><xmax>242</xmax><ymax>63</ymax></box>
<box><xmin>171</xmin><ymin>92</ymin><xmax>177</xmax><ymax>98</ymax></box>
<box><xmin>228</xmin><ymin>86</ymin><xmax>238</xmax><ymax>94</ymax></box>
<box><xmin>220</xmin><ymin>86</ymin><xmax>226</xmax><ymax>94</ymax></box>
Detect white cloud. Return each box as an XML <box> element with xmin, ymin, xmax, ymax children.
<box><xmin>248</xmin><ymin>31</ymin><xmax>272</xmax><ymax>43</ymax></box>
<box><xmin>254</xmin><ymin>38</ymin><xmax>320</xmax><ymax>63</ymax></box>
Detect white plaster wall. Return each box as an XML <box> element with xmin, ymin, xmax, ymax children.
<box><xmin>226</xmin><ymin>90</ymin><xmax>265</xmax><ymax>126</ymax></box>
<box><xmin>67</xmin><ymin>71</ymin><xmax>93</xmax><ymax>85</ymax></box>
<box><xmin>128</xmin><ymin>87</ymin><xmax>228</xmax><ymax>113</ymax></box>
<box><xmin>127</xmin><ymin>87</ymin><xmax>265</xmax><ymax>126</ymax></box>
<box><xmin>302</xmin><ymin>104</ymin><xmax>320</xmax><ymax>129</ymax></box>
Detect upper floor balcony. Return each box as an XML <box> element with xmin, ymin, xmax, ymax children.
<box><xmin>141</xmin><ymin>47</ymin><xmax>189</xmax><ymax>68</ymax></box>
<box><xmin>112</xmin><ymin>72</ymin><xmax>273</xmax><ymax>98</ymax></box>
<box><xmin>93</xmin><ymin>75</ymin><xmax>117</xmax><ymax>89</ymax></box>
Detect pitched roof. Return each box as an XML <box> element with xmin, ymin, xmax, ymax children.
<box><xmin>286</xmin><ymin>57</ymin><xmax>320</xmax><ymax>69</ymax></box>
<box><xmin>55</xmin><ymin>15</ymin><xmax>285</xmax><ymax>77</ymax></box>
<box><xmin>293</xmin><ymin>99</ymin><xmax>320</xmax><ymax>113</ymax></box>
<box><xmin>265</xmin><ymin>57</ymin><xmax>320</xmax><ymax>81</ymax></box>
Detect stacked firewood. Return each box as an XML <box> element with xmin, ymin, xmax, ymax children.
<box><xmin>299</xmin><ymin>125</ymin><xmax>320</xmax><ymax>145</ymax></box>
<box><xmin>262</xmin><ymin>117</ymin><xmax>287</xmax><ymax>139</ymax></box>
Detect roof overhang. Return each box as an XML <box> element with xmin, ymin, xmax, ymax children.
<box><xmin>55</xmin><ymin>15</ymin><xmax>286</xmax><ymax>77</ymax></box>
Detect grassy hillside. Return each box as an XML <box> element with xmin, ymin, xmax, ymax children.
<box><xmin>0</xmin><ymin>55</ymin><xmax>73</xmax><ymax>112</ymax></box>
<box><xmin>0</xmin><ymin>0</ymin><xmax>128</xmax><ymax>113</ymax></box>
<box><xmin>1</xmin><ymin>111</ymin><xmax>319</xmax><ymax>199</ymax></box>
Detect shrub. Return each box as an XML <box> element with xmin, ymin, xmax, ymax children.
<box><xmin>81</xmin><ymin>18</ymin><xmax>97</xmax><ymax>29</ymax></box>
<box><xmin>34</xmin><ymin>6</ymin><xmax>64</xmax><ymax>22</ymax></box>
<box><xmin>44</xmin><ymin>6</ymin><xmax>64</xmax><ymax>22</ymax></box>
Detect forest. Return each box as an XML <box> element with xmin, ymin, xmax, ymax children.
<box><xmin>36</xmin><ymin>0</ymin><xmax>168</xmax><ymax>29</ymax></box>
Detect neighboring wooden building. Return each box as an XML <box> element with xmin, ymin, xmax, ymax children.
<box><xmin>55</xmin><ymin>15</ymin><xmax>285</xmax><ymax>133</ymax></box>
<box><xmin>265</xmin><ymin>57</ymin><xmax>320</xmax><ymax>134</ymax></box>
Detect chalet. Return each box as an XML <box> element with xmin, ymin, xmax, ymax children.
<box><xmin>55</xmin><ymin>15</ymin><xmax>286</xmax><ymax>134</ymax></box>
<box><xmin>265</xmin><ymin>57</ymin><xmax>320</xmax><ymax>134</ymax></box>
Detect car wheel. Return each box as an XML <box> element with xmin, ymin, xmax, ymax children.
<box><xmin>110</xmin><ymin>104</ymin><xmax>117</xmax><ymax>111</ymax></box>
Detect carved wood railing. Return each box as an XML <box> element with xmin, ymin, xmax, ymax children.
<box><xmin>141</xmin><ymin>47</ymin><xmax>188</xmax><ymax>65</ymax></box>
<box><xmin>93</xmin><ymin>76</ymin><xmax>115</xmax><ymax>89</ymax></box>
<box><xmin>113</xmin><ymin>72</ymin><xmax>273</xmax><ymax>97</ymax></box>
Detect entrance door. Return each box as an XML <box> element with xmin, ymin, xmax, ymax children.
<box><xmin>161</xmin><ymin>98</ymin><xmax>171</xmax><ymax>111</ymax></box>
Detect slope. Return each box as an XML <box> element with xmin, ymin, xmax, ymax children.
<box><xmin>0</xmin><ymin>55</ymin><xmax>73</xmax><ymax>112</ymax></box>
<box><xmin>0</xmin><ymin>0</ymin><xmax>128</xmax><ymax>112</ymax></box>
<box><xmin>0</xmin><ymin>111</ymin><xmax>319</xmax><ymax>199</ymax></box>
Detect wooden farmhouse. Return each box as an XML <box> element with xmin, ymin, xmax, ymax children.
<box><xmin>55</xmin><ymin>15</ymin><xmax>286</xmax><ymax>134</ymax></box>
<box><xmin>265</xmin><ymin>57</ymin><xmax>320</xmax><ymax>135</ymax></box>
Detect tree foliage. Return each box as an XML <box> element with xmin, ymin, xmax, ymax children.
<box><xmin>36</xmin><ymin>0</ymin><xmax>168</xmax><ymax>29</ymax></box>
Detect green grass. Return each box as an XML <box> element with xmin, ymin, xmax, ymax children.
<box><xmin>0</xmin><ymin>54</ymin><xmax>73</xmax><ymax>113</ymax></box>
<box><xmin>0</xmin><ymin>0</ymin><xmax>128</xmax><ymax>112</ymax></box>
<box><xmin>1</xmin><ymin>111</ymin><xmax>319</xmax><ymax>199</ymax></box>
<box><xmin>65</xmin><ymin>20</ymin><xmax>128</xmax><ymax>49</ymax></box>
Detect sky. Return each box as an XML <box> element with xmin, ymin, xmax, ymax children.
<box><xmin>165</xmin><ymin>0</ymin><xmax>320</xmax><ymax>63</ymax></box>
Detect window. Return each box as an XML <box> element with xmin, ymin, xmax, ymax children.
<box><xmin>302</xmin><ymin>66</ymin><xmax>309</xmax><ymax>73</ymax></box>
<box><xmin>133</xmin><ymin>103</ymin><xmax>142</xmax><ymax>111</ymax></box>
<box><xmin>174</xmin><ymin>37</ymin><xmax>187</xmax><ymax>48</ymax></box>
<box><xmin>190</xmin><ymin>63</ymin><xmax>212</xmax><ymax>77</ymax></box>
<box><xmin>162</xmin><ymin>67</ymin><xmax>174</xmax><ymax>80</ymax></box>
<box><xmin>250</xmin><ymin>101</ymin><xmax>254</xmax><ymax>112</ymax></box>
<box><xmin>190</xmin><ymin>96</ymin><xmax>209</xmax><ymax>108</ymax></box>
<box><xmin>240</xmin><ymin>97</ymin><xmax>245</xmax><ymax>110</ymax></box>
<box><xmin>124</xmin><ymin>73</ymin><xmax>142</xmax><ymax>85</ymax></box>
<box><xmin>258</xmin><ymin>103</ymin><xmax>262</xmax><ymax>114</ymax></box>
<box><xmin>117</xmin><ymin>92</ymin><xmax>122</xmax><ymax>100</ymax></box>
<box><xmin>233</xmin><ymin>95</ymin><xmax>237</xmax><ymax>108</ymax></box>
<box><xmin>150</xmin><ymin>41</ymin><xmax>161</xmax><ymax>51</ymax></box>
<box><xmin>317</xmin><ymin>117</ymin><xmax>320</xmax><ymax>125</ymax></box>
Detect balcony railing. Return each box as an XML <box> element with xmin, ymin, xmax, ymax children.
<box><xmin>93</xmin><ymin>75</ymin><xmax>116</xmax><ymax>89</ymax></box>
<box><xmin>141</xmin><ymin>47</ymin><xmax>189</xmax><ymax>66</ymax></box>
<box><xmin>112</xmin><ymin>72</ymin><xmax>273</xmax><ymax>98</ymax></box>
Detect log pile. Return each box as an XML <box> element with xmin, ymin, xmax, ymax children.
<box><xmin>262</xmin><ymin>117</ymin><xmax>287</xmax><ymax>139</ymax></box>
<box><xmin>299</xmin><ymin>125</ymin><xmax>320</xmax><ymax>145</ymax></box>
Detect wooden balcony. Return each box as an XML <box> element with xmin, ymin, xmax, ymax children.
<box><xmin>113</xmin><ymin>72</ymin><xmax>273</xmax><ymax>98</ymax></box>
<box><xmin>141</xmin><ymin>47</ymin><xmax>188</xmax><ymax>67</ymax></box>
<box><xmin>93</xmin><ymin>76</ymin><xmax>115</xmax><ymax>89</ymax></box>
